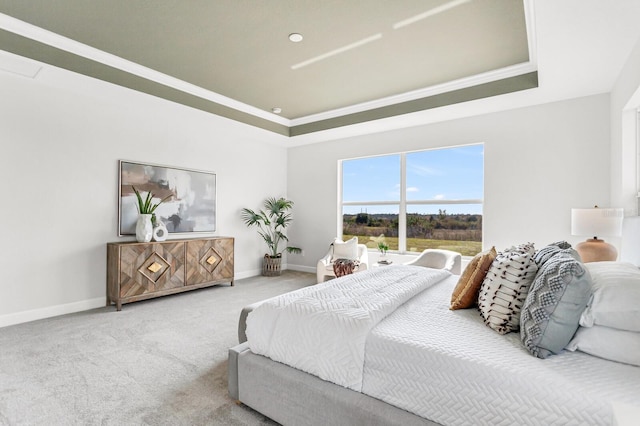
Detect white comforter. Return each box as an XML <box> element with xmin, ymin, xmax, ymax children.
<box><xmin>246</xmin><ymin>265</ymin><xmax>450</xmax><ymax>391</ymax></box>
<box><xmin>362</xmin><ymin>277</ymin><xmax>640</xmax><ymax>425</ymax></box>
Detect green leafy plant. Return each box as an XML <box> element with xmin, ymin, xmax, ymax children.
<box><xmin>241</xmin><ymin>197</ymin><xmax>302</xmax><ymax>257</ymax></box>
<box><xmin>132</xmin><ymin>186</ymin><xmax>172</xmax><ymax>215</ymax></box>
<box><xmin>371</xmin><ymin>234</ymin><xmax>389</xmax><ymax>254</ymax></box>
<box><xmin>377</xmin><ymin>241</ymin><xmax>389</xmax><ymax>255</ymax></box>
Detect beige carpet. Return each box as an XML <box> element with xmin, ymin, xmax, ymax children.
<box><xmin>0</xmin><ymin>270</ymin><xmax>316</xmax><ymax>425</ymax></box>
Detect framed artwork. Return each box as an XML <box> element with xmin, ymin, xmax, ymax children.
<box><xmin>118</xmin><ymin>160</ymin><xmax>216</xmax><ymax>236</ymax></box>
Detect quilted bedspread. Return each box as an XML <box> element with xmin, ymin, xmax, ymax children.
<box><xmin>246</xmin><ymin>265</ymin><xmax>450</xmax><ymax>391</ymax></box>
<box><xmin>362</xmin><ymin>278</ymin><xmax>640</xmax><ymax>425</ymax></box>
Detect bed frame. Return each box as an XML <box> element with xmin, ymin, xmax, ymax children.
<box><xmin>228</xmin><ymin>342</ymin><xmax>439</xmax><ymax>426</ymax></box>
<box><xmin>228</xmin><ymin>302</ymin><xmax>440</xmax><ymax>426</ymax></box>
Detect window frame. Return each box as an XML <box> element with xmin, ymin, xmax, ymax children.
<box><xmin>339</xmin><ymin>144</ymin><xmax>484</xmax><ymax>254</ymax></box>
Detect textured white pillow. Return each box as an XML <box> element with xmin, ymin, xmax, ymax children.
<box><xmin>566</xmin><ymin>325</ymin><xmax>640</xmax><ymax>367</ymax></box>
<box><xmin>478</xmin><ymin>242</ymin><xmax>538</xmax><ymax>334</ymax></box>
<box><xmin>580</xmin><ymin>261</ymin><xmax>640</xmax><ymax>332</ymax></box>
<box><xmin>331</xmin><ymin>237</ymin><xmax>358</xmax><ymax>262</ymax></box>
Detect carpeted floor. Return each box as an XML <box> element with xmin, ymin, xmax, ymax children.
<box><xmin>0</xmin><ymin>270</ymin><xmax>316</xmax><ymax>426</ymax></box>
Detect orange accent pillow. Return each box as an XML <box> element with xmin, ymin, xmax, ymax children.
<box><xmin>450</xmin><ymin>247</ymin><xmax>497</xmax><ymax>310</ymax></box>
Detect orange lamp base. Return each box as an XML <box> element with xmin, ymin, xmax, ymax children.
<box><xmin>575</xmin><ymin>239</ymin><xmax>618</xmax><ymax>263</ymax></box>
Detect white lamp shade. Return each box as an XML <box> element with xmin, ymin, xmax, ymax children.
<box><xmin>571</xmin><ymin>208</ymin><xmax>624</xmax><ymax>238</ymax></box>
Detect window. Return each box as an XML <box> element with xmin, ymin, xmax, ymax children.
<box><xmin>340</xmin><ymin>144</ymin><xmax>483</xmax><ymax>256</ymax></box>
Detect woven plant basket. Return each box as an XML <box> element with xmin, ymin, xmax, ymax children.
<box><xmin>262</xmin><ymin>254</ymin><xmax>282</xmax><ymax>276</ymax></box>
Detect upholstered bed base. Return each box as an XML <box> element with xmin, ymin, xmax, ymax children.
<box><xmin>230</xmin><ymin>273</ymin><xmax>443</xmax><ymax>425</ymax></box>
<box><xmin>228</xmin><ymin>342</ymin><xmax>439</xmax><ymax>426</ymax></box>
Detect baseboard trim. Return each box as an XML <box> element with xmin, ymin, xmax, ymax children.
<box><xmin>235</xmin><ymin>269</ymin><xmax>262</xmax><ymax>280</ymax></box>
<box><xmin>0</xmin><ymin>297</ymin><xmax>106</xmax><ymax>329</ymax></box>
<box><xmin>286</xmin><ymin>264</ymin><xmax>315</xmax><ymax>274</ymax></box>
<box><xmin>0</xmin><ymin>267</ymin><xmax>314</xmax><ymax>329</ymax></box>
<box><xmin>235</xmin><ymin>265</ymin><xmax>315</xmax><ymax>279</ymax></box>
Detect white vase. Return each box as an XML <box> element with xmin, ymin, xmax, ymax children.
<box><xmin>153</xmin><ymin>221</ymin><xmax>168</xmax><ymax>242</ymax></box>
<box><xmin>136</xmin><ymin>214</ymin><xmax>153</xmax><ymax>242</ymax></box>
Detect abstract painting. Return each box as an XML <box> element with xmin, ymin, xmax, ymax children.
<box><xmin>119</xmin><ymin>160</ymin><xmax>216</xmax><ymax>236</ymax></box>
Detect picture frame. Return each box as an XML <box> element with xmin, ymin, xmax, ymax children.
<box><xmin>118</xmin><ymin>160</ymin><xmax>216</xmax><ymax>236</ymax></box>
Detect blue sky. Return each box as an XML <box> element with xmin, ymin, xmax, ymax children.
<box><xmin>342</xmin><ymin>144</ymin><xmax>484</xmax><ymax>215</ymax></box>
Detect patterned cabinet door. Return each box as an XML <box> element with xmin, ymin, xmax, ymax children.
<box><xmin>119</xmin><ymin>242</ymin><xmax>185</xmax><ymax>298</ymax></box>
<box><xmin>186</xmin><ymin>238</ymin><xmax>234</xmax><ymax>285</ymax></box>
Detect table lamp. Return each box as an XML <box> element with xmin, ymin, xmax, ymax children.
<box><xmin>571</xmin><ymin>206</ymin><xmax>623</xmax><ymax>262</ymax></box>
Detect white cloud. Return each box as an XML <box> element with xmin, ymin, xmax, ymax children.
<box><xmin>407</xmin><ymin>187</ymin><xmax>419</xmax><ymax>192</ymax></box>
<box><xmin>433</xmin><ymin>194</ymin><xmax>445</xmax><ymax>200</ymax></box>
<box><xmin>408</xmin><ymin>164</ymin><xmax>442</xmax><ymax>176</ymax></box>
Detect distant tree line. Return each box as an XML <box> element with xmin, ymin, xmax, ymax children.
<box><xmin>343</xmin><ymin>210</ymin><xmax>482</xmax><ymax>242</ymax></box>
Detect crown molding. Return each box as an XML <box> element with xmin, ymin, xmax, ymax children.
<box><xmin>290</xmin><ymin>62</ymin><xmax>537</xmax><ymax>126</ymax></box>
<box><xmin>0</xmin><ymin>13</ymin><xmax>290</xmax><ymax>126</ymax></box>
<box><xmin>0</xmin><ymin>0</ymin><xmax>537</xmax><ymax>136</ymax></box>
<box><xmin>290</xmin><ymin>0</ymin><xmax>538</xmax><ymax>126</ymax></box>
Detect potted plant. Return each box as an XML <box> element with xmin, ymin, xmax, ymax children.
<box><xmin>132</xmin><ymin>186</ymin><xmax>172</xmax><ymax>242</ymax></box>
<box><xmin>241</xmin><ymin>197</ymin><xmax>302</xmax><ymax>276</ymax></box>
<box><xmin>377</xmin><ymin>241</ymin><xmax>389</xmax><ymax>256</ymax></box>
<box><xmin>377</xmin><ymin>241</ymin><xmax>390</xmax><ymax>264</ymax></box>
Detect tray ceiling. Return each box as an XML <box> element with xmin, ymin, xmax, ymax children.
<box><xmin>0</xmin><ymin>0</ymin><xmax>535</xmax><ymax>136</ymax></box>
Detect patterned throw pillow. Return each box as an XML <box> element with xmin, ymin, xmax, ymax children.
<box><xmin>533</xmin><ymin>241</ymin><xmax>572</xmax><ymax>267</ymax></box>
<box><xmin>450</xmin><ymin>247</ymin><xmax>497</xmax><ymax>310</ymax></box>
<box><xmin>520</xmin><ymin>249</ymin><xmax>592</xmax><ymax>359</ymax></box>
<box><xmin>478</xmin><ymin>243</ymin><xmax>538</xmax><ymax>334</ymax></box>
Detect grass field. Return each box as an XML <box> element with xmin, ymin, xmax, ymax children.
<box><xmin>344</xmin><ymin>235</ymin><xmax>482</xmax><ymax>257</ymax></box>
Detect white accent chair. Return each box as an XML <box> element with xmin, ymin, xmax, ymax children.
<box><xmin>404</xmin><ymin>249</ymin><xmax>462</xmax><ymax>275</ymax></box>
<box><xmin>316</xmin><ymin>244</ymin><xmax>369</xmax><ymax>283</ymax></box>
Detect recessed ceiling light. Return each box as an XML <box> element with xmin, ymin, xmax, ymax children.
<box><xmin>271</xmin><ymin>107</ymin><xmax>282</xmax><ymax>114</ymax></box>
<box><xmin>288</xmin><ymin>33</ymin><xmax>303</xmax><ymax>43</ymax></box>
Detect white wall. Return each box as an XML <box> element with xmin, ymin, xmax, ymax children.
<box><xmin>0</xmin><ymin>57</ymin><xmax>622</xmax><ymax>326</ymax></box>
<box><xmin>0</xmin><ymin>64</ymin><xmax>289</xmax><ymax>327</ymax></box>
<box><xmin>609</xmin><ymin>36</ymin><xmax>640</xmax><ymax>263</ymax></box>
<box><xmin>610</xmin><ymin>35</ymin><xmax>640</xmax><ymax>215</ymax></box>
<box><xmin>286</xmin><ymin>94</ymin><xmax>612</xmax><ymax>270</ymax></box>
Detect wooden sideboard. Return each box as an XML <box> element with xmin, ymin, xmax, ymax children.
<box><xmin>107</xmin><ymin>237</ymin><xmax>234</xmax><ymax>310</ymax></box>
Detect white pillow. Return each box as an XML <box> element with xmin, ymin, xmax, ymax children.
<box><xmin>566</xmin><ymin>325</ymin><xmax>640</xmax><ymax>367</ymax></box>
<box><xmin>580</xmin><ymin>261</ymin><xmax>640</xmax><ymax>332</ymax></box>
<box><xmin>331</xmin><ymin>237</ymin><xmax>358</xmax><ymax>262</ymax></box>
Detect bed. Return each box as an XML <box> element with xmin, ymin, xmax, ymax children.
<box><xmin>228</xmin><ymin>253</ymin><xmax>640</xmax><ymax>425</ymax></box>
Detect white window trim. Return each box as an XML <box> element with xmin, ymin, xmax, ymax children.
<box><xmin>339</xmin><ymin>149</ymin><xmax>483</xmax><ymax>254</ymax></box>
